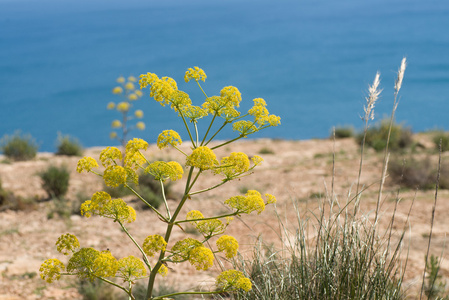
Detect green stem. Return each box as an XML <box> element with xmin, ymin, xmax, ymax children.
<box><xmin>125</xmin><ymin>184</ymin><xmax>167</xmax><ymax>222</ymax></box>
<box><xmin>118</xmin><ymin>221</ymin><xmax>151</xmax><ymax>270</ymax></box>
<box><xmin>172</xmin><ymin>145</ymin><xmax>188</xmax><ymax>156</ymax></box>
<box><xmin>194</xmin><ymin>122</ymin><xmax>199</xmax><ymax>146</ymax></box>
<box><xmin>175</xmin><ymin>211</ymin><xmax>239</xmax><ymax>224</ymax></box>
<box><xmin>180</xmin><ymin>112</ymin><xmax>196</xmax><ymax>146</ymax></box>
<box><xmin>189</xmin><ymin>180</ymin><xmax>229</xmax><ymax>196</ymax></box>
<box><xmin>97</xmin><ymin>276</ymin><xmax>135</xmax><ymax>300</ymax></box>
<box><xmin>203</xmin><ymin>120</ymin><xmax>229</xmax><ymax>146</ymax></box>
<box><xmin>160</xmin><ymin>180</ymin><xmax>171</xmax><ymax>219</ymax></box>
<box><xmin>201</xmin><ymin>114</ymin><xmax>217</xmax><ymax>145</ymax></box>
<box><xmin>211</xmin><ymin>135</ymin><xmax>245</xmax><ymax>150</ymax></box>
<box><xmin>196</xmin><ymin>80</ymin><xmax>208</xmax><ymax>98</ymax></box>
<box><xmin>145</xmin><ymin>167</ymin><xmax>196</xmax><ymax>299</ymax></box>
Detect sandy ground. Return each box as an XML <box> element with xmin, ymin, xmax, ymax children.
<box><xmin>0</xmin><ymin>136</ymin><xmax>448</xmax><ymax>299</ymax></box>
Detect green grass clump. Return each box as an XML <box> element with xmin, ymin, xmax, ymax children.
<box><xmin>0</xmin><ymin>131</ymin><xmax>38</xmax><ymax>161</ymax></box>
<box><xmin>357</xmin><ymin>119</ymin><xmax>413</xmax><ymax>152</ymax></box>
<box><xmin>432</xmin><ymin>131</ymin><xmax>449</xmax><ymax>152</ymax></box>
<box><xmin>333</xmin><ymin>126</ymin><xmax>354</xmax><ymax>139</ymax></box>
<box><xmin>56</xmin><ymin>133</ymin><xmax>83</xmax><ymax>156</ymax></box>
<box><xmin>258</xmin><ymin>147</ymin><xmax>275</xmax><ymax>154</ymax></box>
<box><xmin>224</xmin><ymin>197</ymin><xmax>406</xmax><ymax>300</ymax></box>
<box><xmin>39</xmin><ymin>165</ymin><xmax>70</xmax><ymax>198</ymax></box>
<box><xmin>389</xmin><ymin>156</ymin><xmax>449</xmax><ymax>190</ymax></box>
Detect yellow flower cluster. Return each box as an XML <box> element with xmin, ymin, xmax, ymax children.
<box><xmin>232</xmin><ymin>120</ymin><xmax>258</xmax><ymax>136</ymax></box>
<box><xmin>186</xmin><ymin>210</ymin><xmax>226</xmax><ymax>237</ymax></box>
<box><xmin>216</xmin><ymin>270</ymin><xmax>252</xmax><ymax>292</ymax></box>
<box><xmin>103</xmin><ymin>165</ymin><xmax>127</xmax><ymax>187</ymax></box>
<box><xmin>184</xmin><ymin>66</ymin><xmax>207</xmax><ymax>82</ymax></box>
<box><xmin>157</xmin><ymin>130</ymin><xmax>182</xmax><ymax>149</ymax></box>
<box><xmin>186</xmin><ymin>146</ymin><xmax>218</xmax><ymax>170</ymax></box>
<box><xmin>179</xmin><ymin>105</ymin><xmax>208</xmax><ymax>122</ymax></box>
<box><xmin>80</xmin><ymin>191</ymin><xmax>136</xmax><ymax>223</ymax></box>
<box><xmin>171</xmin><ymin>238</ymin><xmax>214</xmax><ymax>270</ymax></box>
<box><xmin>224</xmin><ymin>190</ymin><xmax>276</xmax><ymax>215</ymax></box>
<box><xmin>215</xmin><ymin>152</ymin><xmax>250</xmax><ymax>179</ymax></box>
<box><xmin>93</xmin><ymin>250</ymin><xmax>119</xmax><ymax>278</ymax></box>
<box><xmin>248</xmin><ymin>98</ymin><xmax>281</xmax><ymax>127</ymax></box>
<box><xmin>76</xmin><ymin>157</ymin><xmax>99</xmax><ymax>173</ymax></box>
<box><xmin>56</xmin><ymin>233</ymin><xmax>80</xmax><ymax>255</ymax></box>
<box><xmin>109</xmin><ymin>76</ymin><xmax>145</xmax><ymax>142</ymax></box>
<box><xmin>99</xmin><ymin>147</ymin><xmax>122</xmax><ymax>167</ymax></box>
<box><xmin>117</xmin><ymin>256</ymin><xmax>147</xmax><ymax>282</ymax></box>
<box><xmin>40</xmin><ymin>259</ymin><xmax>65</xmax><ymax>283</ymax></box>
<box><xmin>146</xmin><ymin>161</ymin><xmax>184</xmax><ymax>181</ymax></box>
<box><xmin>124</xmin><ymin>138</ymin><xmax>148</xmax><ymax>170</ymax></box>
<box><xmin>202</xmin><ymin>95</ymin><xmax>240</xmax><ymax>119</ymax></box>
<box><xmin>216</xmin><ymin>235</ymin><xmax>239</xmax><ymax>259</ymax></box>
<box><xmin>142</xmin><ymin>235</ymin><xmax>167</xmax><ymax>257</ymax></box>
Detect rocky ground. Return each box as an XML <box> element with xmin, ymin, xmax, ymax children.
<box><xmin>0</xmin><ymin>136</ymin><xmax>448</xmax><ymax>299</ymax></box>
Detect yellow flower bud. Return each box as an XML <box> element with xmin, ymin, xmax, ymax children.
<box><xmin>112</xmin><ymin>86</ymin><xmax>123</xmax><ymax>94</ymax></box>
<box><xmin>134</xmin><ymin>110</ymin><xmax>144</xmax><ymax>118</ymax></box>
<box><xmin>116</xmin><ymin>76</ymin><xmax>125</xmax><ymax>83</ymax></box>
<box><xmin>136</xmin><ymin>121</ymin><xmax>145</xmax><ymax>130</ymax></box>
<box><xmin>107</xmin><ymin>102</ymin><xmax>115</xmax><ymax>109</ymax></box>
<box><xmin>111</xmin><ymin>120</ymin><xmax>122</xmax><ymax>128</ymax></box>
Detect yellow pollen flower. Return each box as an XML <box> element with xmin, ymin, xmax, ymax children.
<box><xmin>76</xmin><ymin>157</ymin><xmax>99</xmax><ymax>173</ymax></box>
<box><xmin>184</xmin><ymin>66</ymin><xmax>207</xmax><ymax>82</ymax></box>
<box><xmin>56</xmin><ymin>233</ymin><xmax>80</xmax><ymax>255</ymax></box>
<box><xmin>40</xmin><ymin>259</ymin><xmax>65</xmax><ymax>283</ymax></box>
<box><xmin>216</xmin><ymin>235</ymin><xmax>239</xmax><ymax>259</ymax></box>
<box><xmin>134</xmin><ymin>110</ymin><xmax>144</xmax><ymax>118</ymax></box>
<box><xmin>128</xmin><ymin>93</ymin><xmax>138</xmax><ymax>101</ymax></box>
<box><xmin>125</xmin><ymin>82</ymin><xmax>135</xmax><ymax>90</ymax></box>
<box><xmin>107</xmin><ymin>102</ymin><xmax>115</xmax><ymax>109</ymax></box>
<box><xmin>216</xmin><ymin>270</ymin><xmax>252</xmax><ymax>292</ymax></box>
<box><xmin>116</xmin><ymin>102</ymin><xmax>130</xmax><ymax>112</ymax></box>
<box><xmin>142</xmin><ymin>235</ymin><xmax>167</xmax><ymax>257</ymax></box>
<box><xmin>117</xmin><ymin>256</ymin><xmax>147</xmax><ymax>282</ymax></box>
<box><xmin>157</xmin><ymin>130</ymin><xmax>182</xmax><ymax>149</ymax></box>
<box><xmin>112</xmin><ymin>86</ymin><xmax>123</xmax><ymax>94</ymax></box>
<box><xmin>136</xmin><ymin>122</ymin><xmax>145</xmax><ymax>130</ymax></box>
<box><xmin>111</xmin><ymin>120</ymin><xmax>122</xmax><ymax>128</ymax></box>
<box><xmin>116</xmin><ymin>76</ymin><xmax>125</xmax><ymax>83</ymax></box>
<box><xmin>99</xmin><ymin>147</ymin><xmax>122</xmax><ymax>167</ymax></box>
<box><xmin>186</xmin><ymin>146</ymin><xmax>218</xmax><ymax>170</ymax></box>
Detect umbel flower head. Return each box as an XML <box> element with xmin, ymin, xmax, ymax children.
<box><xmin>143</xmin><ymin>235</ymin><xmax>167</xmax><ymax>257</ymax></box>
<box><xmin>80</xmin><ymin>191</ymin><xmax>136</xmax><ymax>223</ymax></box>
<box><xmin>146</xmin><ymin>161</ymin><xmax>184</xmax><ymax>182</ymax></box>
<box><xmin>184</xmin><ymin>66</ymin><xmax>207</xmax><ymax>82</ymax></box>
<box><xmin>117</xmin><ymin>256</ymin><xmax>147</xmax><ymax>282</ymax></box>
<box><xmin>216</xmin><ymin>270</ymin><xmax>252</xmax><ymax>292</ymax></box>
<box><xmin>216</xmin><ymin>235</ymin><xmax>239</xmax><ymax>259</ymax></box>
<box><xmin>157</xmin><ymin>130</ymin><xmax>182</xmax><ymax>149</ymax></box>
<box><xmin>40</xmin><ymin>259</ymin><xmax>65</xmax><ymax>283</ymax></box>
<box><xmin>186</xmin><ymin>146</ymin><xmax>218</xmax><ymax>170</ymax></box>
<box><xmin>56</xmin><ymin>233</ymin><xmax>80</xmax><ymax>255</ymax></box>
<box><xmin>171</xmin><ymin>238</ymin><xmax>214</xmax><ymax>270</ymax></box>
<box><xmin>215</xmin><ymin>152</ymin><xmax>250</xmax><ymax>179</ymax></box>
<box><xmin>224</xmin><ymin>190</ymin><xmax>276</xmax><ymax>215</ymax></box>
<box><xmin>186</xmin><ymin>210</ymin><xmax>226</xmax><ymax>237</ymax></box>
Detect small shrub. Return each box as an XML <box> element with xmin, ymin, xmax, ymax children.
<box><xmin>39</xmin><ymin>165</ymin><xmax>70</xmax><ymax>198</ymax></box>
<box><xmin>333</xmin><ymin>126</ymin><xmax>354</xmax><ymax>139</ymax></box>
<box><xmin>432</xmin><ymin>131</ymin><xmax>449</xmax><ymax>152</ymax></box>
<box><xmin>56</xmin><ymin>133</ymin><xmax>83</xmax><ymax>156</ymax></box>
<box><xmin>0</xmin><ymin>179</ymin><xmax>16</xmax><ymax>210</ymax></box>
<box><xmin>389</xmin><ymin>156</ymin><xmax>449</xmax><ymax>190</ymax></box>
<box><xmin>258</xmin><ymin>147</ymin><xmax>274</xmax><ymax>154</ymax></box>
<box><xmin>424</xmin><ymin>255</ymin><xmax>448</xmax><ymax>300</ymax></box>
<box><xmin>78</xmin><ymin>278</ymin><xmax>119</xmax><ymax>300</ymax></box>
<box><xmin>0</xmin><ymin>131</ymin><xmax>38</xmax><ymax>161</ymax></box>
<box><xmin>357</xmin><ymin>119</ymin><xmax>413</xmax><ymax>152</ymax></box>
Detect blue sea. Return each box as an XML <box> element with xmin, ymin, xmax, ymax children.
<box><xmin>1</xmin><ymin>0</ymin><xmax>448</xmax><ymax>152</ymax></box>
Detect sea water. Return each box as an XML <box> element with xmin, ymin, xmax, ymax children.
<box><xmin>1</xmin><ymin>0</ymin><xmax>448</xmax><ymax>151</ymax></box>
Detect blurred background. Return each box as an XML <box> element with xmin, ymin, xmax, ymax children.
<box><xmin>1</xmin><ymin>0</ymin><xmax>448</xmax><ymax>152</ymax></box>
